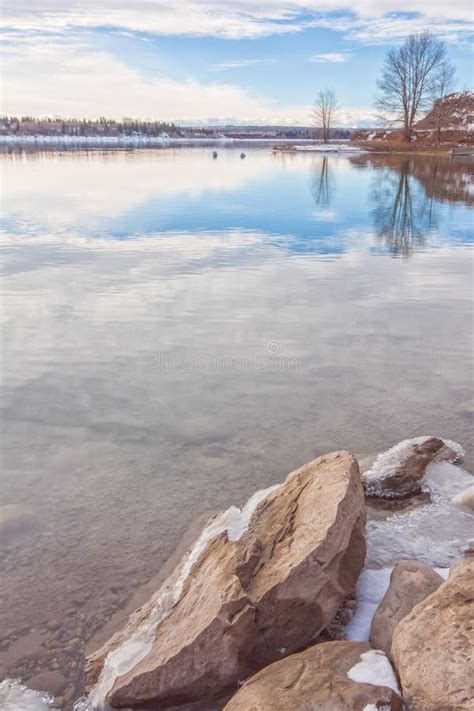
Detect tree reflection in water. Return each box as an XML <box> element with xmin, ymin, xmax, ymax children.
<box><xmin>350</xmin><ymin>154</ymin><xmax>473</xmax><ymax>259</ymax></box>
<box><xmin>311</xmin><ymin>156</ymin><xmax>335</xmax><ymax>207</ymax></box>
<box><xmin>371</xmin><ymin>160</ymin><xmax>434</xmax><ymax>257</ymax></box>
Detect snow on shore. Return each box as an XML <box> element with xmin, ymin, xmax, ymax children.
<box><xmin>0</xmin><ymin>679</ymin><xmax>56</xmax><ymax>711</ymax></box>
<box><xmin>0</xmin><ymin>134</ymin><xmax>315</xmax><ymax>147</ymax></box>
<box><xmin>291</xmin><ymin>143</ymin><xmax>363</xmax><ymax>153</ymax></box>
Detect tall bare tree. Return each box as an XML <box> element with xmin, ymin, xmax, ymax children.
<box><xmin>430</xmin><ymin>60</ymin><xmax>456</xmax><ymax>144</ymax></box>
<box><xmin>312</xmin><ymin>89</ymin><xmax>338</xmax><ymax>143</ymax></box>
<box><xmin>376</xmin><ymin>31</ymin><xmax>450</xmax><ymax>141</ymax></box>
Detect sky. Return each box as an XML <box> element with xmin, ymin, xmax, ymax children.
<box><xmin>1</xmin><ymin>1</ymin><xmax>473</xmax><ymax>126</ymax></box>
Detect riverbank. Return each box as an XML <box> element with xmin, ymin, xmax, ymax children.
<box><xmin>3</xmin><ymin>436</ymin><xmax>472</xmax><ymax>710</ymax></box>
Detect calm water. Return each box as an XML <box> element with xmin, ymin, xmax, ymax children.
<box><xmin>0</xmin><ymin>147</ymin><xmax>473</xmax><ymax>702</ymax></box>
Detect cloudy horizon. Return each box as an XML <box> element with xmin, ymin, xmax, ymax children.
<box><xmin>1</xmin><ymin>0</ymin><xmax>472</xmax><ymax>126</ymax></box>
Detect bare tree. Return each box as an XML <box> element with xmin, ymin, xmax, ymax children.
<box><xmin>312</xmin><ymin>89</ymin><xmax>338</xmax><ymax>143</ymax></box>
<box><xmin>376</xmin><ymin>31</ymin><xmax>450</xmax><ymax>141</ymax></box>
<box><xmin>430</xmin><ymin>60</ymin><xmax>456</xmax><ymax>144</ymax></box>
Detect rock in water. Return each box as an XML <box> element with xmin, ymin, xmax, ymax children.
<box><xmin>370</xmin><ymin>560</ymin><xmax>444</xmax><ymax>656</ymax></box>
<box><xmin>392</xmin><ymin>558</ymin><xmax>474</xmax><ymax>711</ymax></box>
<box><xmin>362</xmin><ymin>436</ymin><xmax>463</xmax><ymax>498</ymax></box>
<box><xmin>223</xmin><ymin>641</ymin><xmax>402</xmax><ymax>711</ymax></box>
<box><xmin>86</xmin><ymin>451</ymin><xmax>366</xmax><ymax>709</ymax></box>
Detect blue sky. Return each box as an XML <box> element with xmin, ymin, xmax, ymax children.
<box><xmin>1</xmin><ymin>1</ymin><xmax>473</xmax><ymax>126</ymax></box>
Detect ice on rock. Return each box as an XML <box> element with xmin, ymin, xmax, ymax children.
<box><xmin>366</xmin><ymin>460</ymin><xmax>473</xmax><ymax>567</ymax></box>
<box><xmin>81</xmin><ymin>485</ymin><xmax>279</xmax><ymax>711</ymax></box>
<box><xmin>363</xmin><ymin>436</ymin><xmax>464</xmax><ymax>493</ymax></box>
<box><xmin>347</xmin><ymin>650</ymin><xmax>400</xmax><ymax>696</ymax></box>
<box><xmin>0</xmin><ymin>679</ymin><xmax>57</xmax><ymax>711</ymax></box>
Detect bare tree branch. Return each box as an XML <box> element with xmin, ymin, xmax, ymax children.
<box><xmin>312</xmin><ymin>88</ymin><xmax>339</xmax><ymax>143</ymax></box>
<box><xmin>376</xmin><ymin>31</ymin><xmax>451</xmax><ymax>142</ymax></box>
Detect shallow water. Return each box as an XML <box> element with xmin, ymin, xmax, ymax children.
<box><xmin>0</xmin><ymin>147</ymin><xmax>473</xmax><ymax>704</ymax></box>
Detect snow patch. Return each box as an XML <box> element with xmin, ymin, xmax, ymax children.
<box><xmin>77</xmin><ymin>484</ymin><xmax>279</xmax><ymax>710</ymax></box>
<box><xmin>345</xmin><ymin>568</ymin><xmax>392</xmax><ymax>641</ymax></box>
<box><xmin>347</xmin><ymin>650</ymin><xmax>400</xmax><ymax>696</ymax></box>
<box><xmin>292</xmin><ymin>143</ymin><xmax>362</xmax><ymax>153</ymax></box>
<box><xmin>0</xmin><ymin>679</ymin><xmax>56</xmax><ymax>711</ymax></box>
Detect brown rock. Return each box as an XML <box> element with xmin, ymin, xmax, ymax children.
<box><xmin>223</xmin><ymin>641</ymin><xmax>402</xmax><ymax>711</ymax></box>
<box><xmin>86</xmin><ymin>452</ymin><xmax>366</xmax><ymax>710</ymax></box>
<box><xmin>370</xmin><ymin>560</ymin><xmax>444</xmax><ymax>656</ymax></box>
<box><xmin>392</xmin><ymin>558</ymin><xmax>474</xmax><ymax>711</ymax></box>
<box><xmin>452</xmin><ymin>486</ymin><xmax>474</xmax><ymax>512</ymax></box>
<box><xmin>362</xmin><ymin>436</ymin><xmax>461</xmax><ymax>498</ymax></box>
<box><xmin>28</xmin><ymin>670</ymin><xmax>67</xmax><ymax>696</ymax></box>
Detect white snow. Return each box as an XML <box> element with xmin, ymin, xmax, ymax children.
<box><xmin>347</xmin><ymin>650</ymin><xmax>400</xmax><ymax>696</ymax></box>
<box><xmin>345</xmin><ymin>568</ymin><xmax>392</xmax><ymax>641</ymax></box>
<box><xmin>363</xmin><ymin>705</ymin><xmax>391</xmax><ymax>711</ymax></box>
<box><xmin>0</xmin><ymin>679</ymin><xmax>56</xmax><ymax>711</ymax></box>
<box><xmin>77</xmin><ymin>484</ymin><xmax>279</xmax><ymax>711</ymax></box>
<box><xmin>292</xmin><ymin>143</ymin><xmax>362</xmax><ymax>153</ymax></box>
<box><xmin>363</xmin><ymin>436</ymin><xmax>464</xmax><ymax>496</ymax></box>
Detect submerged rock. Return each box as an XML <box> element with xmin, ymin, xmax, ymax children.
<box><xmin>452</xmin><ymin>486</ymin><xmax>474</xmax><ymax>512</ymax></box>
<box><xmin>362</xmin><ymin>436</ymin><xmax>463</xmax><ymax>499</ymax></box>
<box><xmin>369</xmin><ymin>560</ymin><xmax>444</xmax><ymax>656</ymax></box>
<box><xmin>392</xmin><ymin>558</ymin><xmax>474</xmax><ymax>711</ymax></box>
<box><xmin>86</xmin><ymin>451</ymin><xmax>366</xmax><ymax>709</ymax></box>
<box><xmin>223</xmin><ymin>641</ymin><xmax>402</xmax><ymax>711</ymax></box>
<box><xmin>29</xmin><ymin>671</ymin><xmax>67</xmax><ymax>696</ymax></box>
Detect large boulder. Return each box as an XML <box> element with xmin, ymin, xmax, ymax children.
<box><xmin>223</xmin><ymin>641</ymin><xmax>402</xmax><ymax>711</ymax></box>
<box><xmin>362</xmin><ymin>436</ymin><xmax>463</xmax><ymax>498</ymax></box>
<box><xmin>392</xmin><ymin>558</ymin><xmax>474</xmax><ymax>711</ymax></box>
<box><xmin>370</xmin><ymin>560</ymin><xmax>444</xmax><ymax>656</ymax></box>
<box><xmin>86</xmin><ymin>452</ymin><xmax>366</xmax><ymax>709</ymax></box>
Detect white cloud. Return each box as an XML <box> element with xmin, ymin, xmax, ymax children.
<box><xmin>0</xmin><ymin>34</ymin><xmax>376</xmax><ymax>125</ymax></box>
<box><xmin>309</xmin><ymin>52</ymin><xmax>351</xmax><ymax>63</ymax></box>
<box><xmin>1</xmin><ymin>0</ymin><xmax>472</xmax><ymax>41</ymax></box>
<box><xmin>211</xmin><ymin>59</ymin><xmax>276</xmax><ymax>70</ymax></box>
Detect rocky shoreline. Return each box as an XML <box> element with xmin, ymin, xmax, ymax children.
<box><xmin>2</xmin><ymin>436</ymin><xmax>473</xmax><ymax>711</ymax></box>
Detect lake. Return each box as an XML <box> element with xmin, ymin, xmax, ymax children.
<box><xmin>0</xmin><ymin>147</ymin><xmax>473</xmax><ymax>705</ymax></box>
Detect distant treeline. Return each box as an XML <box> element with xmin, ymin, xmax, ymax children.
<box><xmin>0</xmin><ymin>116</ymin><xmax>183</xmax><ymax>137</ymax></box>
<box><xmin>0</xmin><ymin>115</ymin><xmax>351</xmax><ymax>140</ymax></box>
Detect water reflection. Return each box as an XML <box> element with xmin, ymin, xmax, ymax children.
<box><xmin>0</xmin><ymin>147</ymin><xmax>472</xmax><ymax>707</ymax></box>
<box><xmin>350</xmin><ymin>154</ymin><xmax>473</xmax><ymax>258</ymax></box>
<box><xmin>311</xmin><ymin>156</ymin><xmax>335</xmax><ymax>208</ymax></box>
<box><xmin>371</xmin><ymin>161</ymin><xmax>432</xmax><ymax>257</ymax></box>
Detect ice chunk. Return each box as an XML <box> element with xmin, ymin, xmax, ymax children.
<box><xmin>347</xmin><ymin>650</ymin><xmax>400</xmax><ymax>696</ymax></box>
<box><xmin>345</xmin><ymin>568</ymin><xmax>392</xmax><ymax>641</ymax></box>
<box><xmin>366</xmin><ymin>461</ymin><xmax>473</xmax><ymax>567</ymax></box>
<box><xmin>0</xmin><ymin>679</ymin><xmax>56</xmax><ymax>711</ymax></box>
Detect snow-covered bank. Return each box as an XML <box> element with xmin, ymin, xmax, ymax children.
<box><xmin>290</xmin><ymin>143</ymin><xmax>364</xmax><ymax>153</ymax></box>
<box><xmin>0</xmin><ymin>134</ymin><xmax>313</xmax><ymax>148</ymax></box>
